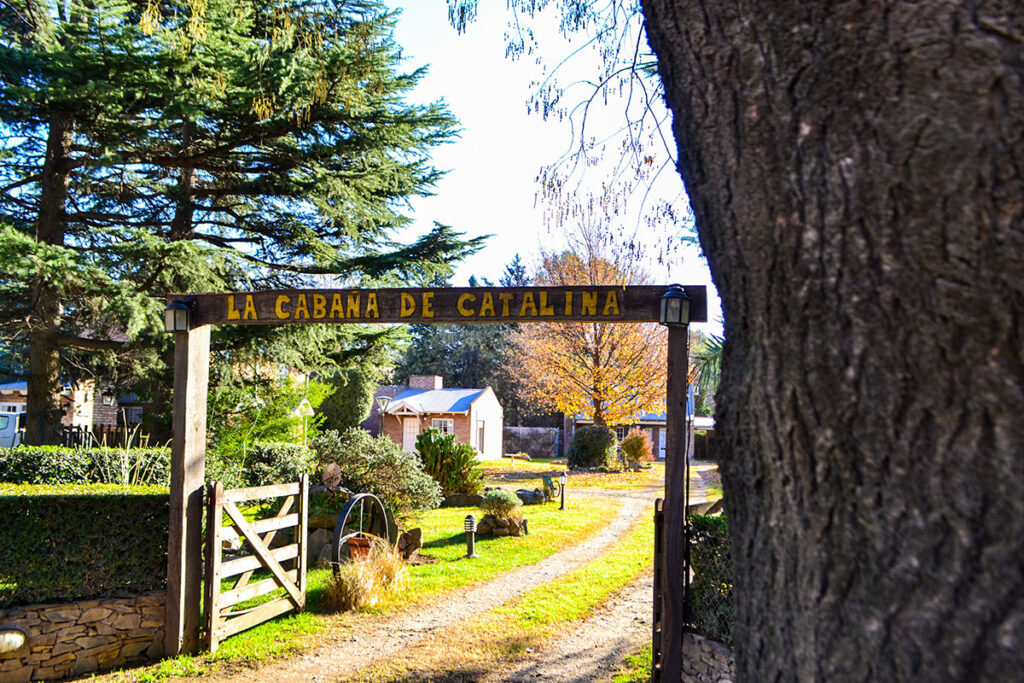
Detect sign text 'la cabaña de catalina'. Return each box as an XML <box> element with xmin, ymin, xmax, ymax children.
<box><xmin>172</xmin><ymin>286</ymin><xmax>707</xmax><ymax>327</ymax></box>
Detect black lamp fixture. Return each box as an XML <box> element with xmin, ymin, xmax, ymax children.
<box><xmin>163</xmin><ymin>298</ymin><xmax>195</xmax><ymax>333</ymax></box>
<box><xmin>100</xmin><ymin>388</ymin><xmax>116</xmax><ymax>407</ymax></box>
<box><xmin>659</xmin><ymin>284</ymin><xmax>691</xmax><ymax>327</ymax></box>
<box><xmin>464</xmin><ymin>514</ymin><xmax>479</xmax><ymax>559</ymax></box>
<box><xmin>559</xmin><ymin>471</ymin><xmax>568</xmax><ymax>510</ymax></box>
<box><xmin>373</xmin><ymin>395</ymin><xmax>392</xmax><ymax>437</ymax></box>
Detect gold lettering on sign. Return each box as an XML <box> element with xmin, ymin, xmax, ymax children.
<box><xmin>498</xmin><ymin>293</ymin><xmax>514</xmax><ymax>317</ymax></box>
<box><xmin>564</xmin><ymin>291</ymin><xmax>573</xmax><ymax>316</ymax></box>
<box><xmin>422</xmin><ymin>292</ymin><xmax>435</xmax><ymax>318</ymax></box>
<box><xmin>602</xmin><ymin>290</ymin><xmax>620</xmax><ymax>316</ymax></box>
<box><xmin>458</xmin><ymin>293</ymin><xmax>477</xmax><ymax>317</ymax></box>
<box><xmin>366</xmin><ymin>293</ymin><xmax>379</xmax><ymax>318</ymax></box>
<box><xmin>347</xmin><ymin>294</ymin><xmax>360</xmax><ymax>318</ymax></box>
<box><xmin>313</xmin><ymin>294</ymin><xmax>327</xmax><ymax>319</ymax></box>
<box><xmin>243</xmin><ymin>295</ymin><xmax>257</xmax><ymax>320</ymax></box>
<box><xmin>581</xmin><ymin>291</ymin><xmax>598</xmax><ymax>316</ymax></box>
<box><xmin>330</xmin><ymin>294</ymin><xmax>344</xmax><ymax>319</ymax></box>
<box><xmin>538</xmin><ymin>291</ymin><xmax>555</xmax><ymax>316</ymax></box>
<box><xmin>400</xmin><ymin>293</ymin><xmax>416</xmax><ymax>317</ymax></box>
<box><xmin>227</xmin><ymin>295</ymin><xmax>241</xmax><ymax>320</ymax></box>
<box><xmin>294</xmin><ymin>294</ymin><xmax>309</xmax><ymax>319</ymax></box>
<box><xmin>479</xmin><ymin>292</ymin><xmax>496</xmax><ymax>317</ymax></box>
<box><xmin>275</xmin><ymin>295</ymin><xmax>291</xmax><ymax>319</ymax></box>
<box><xmin>519</xmin><ymin>292</ymin><xmax>538</xmax><ymax>317</ymax></box>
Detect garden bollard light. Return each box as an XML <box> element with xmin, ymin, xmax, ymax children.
<box><xmin>464</xmin><ymin>514</ymin><xmax>478</xmax><ymax>558</ymax></box>
<box><xmin>559</xmin><ymin>471</ymin><xmax>568</xmax><ymax>510</ymax></box>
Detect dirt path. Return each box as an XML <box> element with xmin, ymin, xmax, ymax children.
<box><xmin>484</xmin><ymin>574</ymin><xmax>653</xmax><ymax>683</ymax></box>
<box><xmin>203</xmin><ymin>492</ymin><xmax>655</xmax><ymax>682</ymax></box>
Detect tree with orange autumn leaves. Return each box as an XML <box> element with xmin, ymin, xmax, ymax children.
<box><xmin>509</xmin><ymin>225</ymin><xmax>666</xmax><ymax>426</ymax></box>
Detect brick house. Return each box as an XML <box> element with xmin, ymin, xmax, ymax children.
<box><xmin>0</xmin><ymin>379</ymin><xmax>120</xmax><ymax>428</ymax></box>
<box><xmin>372</xmin><ymin>375</ymin><xmax>504</xmax><ymax>459</ymax></box>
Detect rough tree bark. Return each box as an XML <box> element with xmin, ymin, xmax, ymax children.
<box><xmin>25</xmin><ymin>111</ymin><xmax>74</xmax><ymax>446</ymax></box>
<box><xmin>642</xmin><ymin>1</ymin><xmax>1022</xmax><ymax>680</ymax></box>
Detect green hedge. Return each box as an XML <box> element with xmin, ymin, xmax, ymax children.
<box><xmin>243</xmin><ymin>441</ymin><xmax>315</xmax><ymax>488</ymax></box>
<box><xmin>0</xmin><ymin>484</ymin><xmax>169</xmax><ymax>607</ymax></box>
<box><xmin>568</xmin><ymin>425</ymin><xmax>618</xmax><ymax>469</ymax></box>
<box><xmin>0</xmin><ymin>446</ymin><xmax>171</xmax><ymax>485</ymax></box>
<box><xmin>687</xmin><ymin>514</ymin><xmax>733</xmax><ymax>646</ymax></box>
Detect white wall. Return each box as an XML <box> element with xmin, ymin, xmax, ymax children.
<box><xmin>471</xmin><ymin>388</ymin><xmax>504</xmax><ymax>459</ymax></box>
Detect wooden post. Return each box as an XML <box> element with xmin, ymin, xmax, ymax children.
<box><xmin>204</xmin><ymin>481</ymin><xmax>224</xmax><ymax>653</ymax></box>
<box><xmin>661</xmin><ymin>324</ymin><xmax>689</xmax><ymax>680</ymax></box>
<box><xmin>165</xmin><ymin>324</ymin><xmax>210</xmax><ymax>656</ymax></box>
<box><xmin>297</xmin><ymin>473</ymin><xmax>309</xmax><ymax>610</ymax></box>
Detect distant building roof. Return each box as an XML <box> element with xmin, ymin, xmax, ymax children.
<box><xmin>0</xmin><ymin>381</ymin><xmax>27</xmax><ymax>393</ymax></box>
<box><xmin>385</xmin><ymin>388</ymin><xmax>486</xmax><ymax>415</ymax></box>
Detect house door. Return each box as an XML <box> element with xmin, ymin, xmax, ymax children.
<box><xmin>402</xmin><ymin>418</ymin><xmax>419</xmax><ymax>451</ymax></box>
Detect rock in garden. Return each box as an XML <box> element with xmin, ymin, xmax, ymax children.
<box><xmin>440</xmin><ymin>493</ymin><xmax>484</xmax><ymax>507</ymax></box>
<box><xmin>307</xmin><ymin>528</ymin><xmax>333</xmax><ymax>565</ymax></box>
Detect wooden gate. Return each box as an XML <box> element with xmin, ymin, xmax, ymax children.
<box><xmin>204</xmin><ymin>475</ymin><xmax>308</xmax><ymax>652</ymax></box>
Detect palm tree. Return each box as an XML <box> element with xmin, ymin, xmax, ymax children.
<box><xmin>689</xmin><ymin>330</ymin><xmax>724</xmax><ymax>415</ymax></box>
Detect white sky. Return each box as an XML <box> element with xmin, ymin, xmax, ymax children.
<box><xmin>386</xmin><ymin>1</ymin><xmax>722</xmax><ymax>333</ymax></box>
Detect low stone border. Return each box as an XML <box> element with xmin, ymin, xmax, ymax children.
<box><xmin>682</xmin><ymin>631</ymin><xmax>735</xmax><ymax>682</ymax></box>
<box><xmin>0</xmin><ymin>591</ymin><xmax>165</xmax><ymax>681</ymax></box>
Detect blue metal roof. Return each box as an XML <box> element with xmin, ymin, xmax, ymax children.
<box><xmin>385</xmin><ymin>388</ymin><xmax>486</xmax><ymax>415</ymax></box>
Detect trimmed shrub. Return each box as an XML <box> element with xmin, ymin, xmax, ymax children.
<box><xmin>621</xmin><ymin>427</ymin><xmax>654</xmax><ymax>465</ymax></box>
<box><xmin>568</xmin><ymin>425</ymin><xmax>618</xmax><ymax>469</ymax></box>
<box><xmin>687</xmin><ymin>514</ymin><xmax>733</xmax><ymax>646</ymax></box>
<box><xmin>311</xmin><ymin>429</ymin><xmax>442</xmax><ymax>517</ymax></box>
<box><xmin>244</xmin><ymin>441</ymin><xmax>316</xmax><ymax>487</ymax></box>
<box><xmin>0</xmin><ymin>484</ymin><xmax>169</xmax><ymax>607</ymax></box>
<box><xmin>0</xmin><ymin>446</ymin><xmax>170</xmax><ymax>485</ymax></box>
<box><xmin>480</xmin><ymin>488</ymin><xmax>522</xmax><ymax>518</ymax></box>
<box><xmin>415</xmin><ymin>429</ymin><xmax>484</xmax><ymax>496</ymax></box>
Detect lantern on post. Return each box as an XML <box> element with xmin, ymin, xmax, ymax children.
<box><xmin>659</xmin><ymin>285</ymin><xmax>691</xmax><ymax>327</ymax></box>
<box><xmin>374</xmin><ymin>395</ymin><xmax>392</xmax><ymax>437</ymax></box>
<box><xmin>559</xmin><ymin>471</ymin><xmax>568</xmax><ymax>510</ymax></box>
<box><xmin>100</xmin><ymin>388</ymin><xmax>116</xmax><ymax>406</ymax></box>
<box><xmin>163</xmin><ymin>298</ymin><xmax>195</xmax><ymax>333</ymax></box>
<box><xmin>464</xmin><ymin>514</ymin><xmax>479</xmax><ymax>558</ymax></box>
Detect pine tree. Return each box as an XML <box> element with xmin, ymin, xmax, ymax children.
<box><xmin>1</xmin><ymin>0</ymin><xmax>481</xmax><ymax>444</ymax></box>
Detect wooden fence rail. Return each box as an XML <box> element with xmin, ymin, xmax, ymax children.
<box><xmin>204</xmin><ymin>475</ymin><xmax>308</xmax><ymax>652</ymax></box>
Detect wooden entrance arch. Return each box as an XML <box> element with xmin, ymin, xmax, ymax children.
<box><xmin>164</xmin><ymin>285</ymin><xmax>706</xmax><ymax>671</ymax></box>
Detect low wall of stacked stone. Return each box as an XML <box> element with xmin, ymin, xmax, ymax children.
<box><xmin>682</xmin><ymin>632</ymin><xmax>735</xmax><ymax>682</ymax></box>
<box><xmin>0</xmin><ymin>591</ymin><xmax>165</xmax><ymax>682</ymax></box>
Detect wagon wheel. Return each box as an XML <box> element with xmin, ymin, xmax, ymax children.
<box><xmin>331</xmin><ymin>493</ymin><xmax>393</xmax><ymax>572</ymax></box>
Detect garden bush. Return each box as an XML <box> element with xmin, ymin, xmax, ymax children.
<box><xmin>568</xmin><ymin>425</ymin><xmax>618</xmax><ymax>469</ymax></box>
<box><xmin>0</xmin><ymin>484</ymin><xmax>169</xmax><ymax>607</ymax></box>
<box><xmin>243</xmin><ymin>441</ymin><xmax>316</xmax><ymax>487</ymax></box>
<box><xmin>415</xmin><ymin>429</ymin><xmax>484</xmax><ymax>496</ymax></box>
<box><xmin>311</xmin><ymin>429</ymin><xmax>442</xmax><ymax>517</ymax></box>
<box><xmin>621</xmin><ymin>427</ymin><xmax>654</xmax><ymax>465</ymax></box>
<box><xmin>0</xmin><ymin>446</ymin><xmax>170</xmax><ymax>485</ymax></box>
<box><xmin>480</xmin><ymin>488</ymin><xmax>522</xmax><ymax>519</ymax></box>
<box><xmin>687</xmin><ymin>514</ymin><xmax>733</xmax><ymax>646</ymax></box>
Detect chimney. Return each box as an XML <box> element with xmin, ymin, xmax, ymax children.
<box><xmin>409</xmin><ymin>375</ymin><xmax>443</xmax><ymax>390</ymax></box>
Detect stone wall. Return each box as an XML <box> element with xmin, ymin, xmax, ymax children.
<box><xmin>681</xmin><ymin>632</ymin><xmax>735</xmax><ymax>682</ymax></box>
<box><xmin>0</xmin><ymin>591</ymin><xmax>165</xmax><ymax>682</ymax></box>
<box><xmin>503</xmin><ymin>426</ymin><xmax>560</xmax><ymax>459</ymax></box>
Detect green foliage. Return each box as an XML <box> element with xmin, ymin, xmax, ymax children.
<box><xmin>1</xmin><ymin>0</ymin><xmax>484</xmax><ymax>437</ymax></box>
<box><xmin>480</xmin><ymin>488</ymin><xmax>522</xmax><ymax>518</ymax></box>
<box><xmin>319</xmin><ymin>367</ymin><xmax>378</xmax><ymax>432</ymax></box>
<box><xmin>207</xmin><ymin>376</ymin><xmax>329</xmax><ymax>476</ymax></box>
<box><xmin>568</xmin><ymin>425</ymin><xmax>618</xmax><ymax>469</ymax></box>
<box><xmin>687</xmin><ymin>515</ymin><xmax>733</xmax><ymax>646</ymax></box>
<box><xmin>0</xmin><ymin>446</ymin><xmax>170</xmax><ymax>486</ymax></box>
<box><xmin>620</xmin><ymin>427</ymin><xmax>653</xmax><ymax>465</ymax></box>
<box><xmin>0</xmin><ymin>487</ymin><xmax>169</xmax><ymax>606</ymax></box>
<box><xmin>244</xmin><ymin>442</ymin><xmax>316</xmax><ymax>488</ymax></box>
<box><xmin>691</xmin><ymin>330</ymin><xmax>724</xmax><ymax>416</ymax></box>
<box><xmin>415</xmin><ymin>428</ymin><xmax>484</xmax><ymax>496</ymax></box>
<box><xmin>311</xmin><ymin>429</ymin><xmax>441</xmax><ymax>517</ymax></box>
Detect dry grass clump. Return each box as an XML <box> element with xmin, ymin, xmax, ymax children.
<box><xmin>324</xmin><ymin>538</ymin><xmax>407</xmax><ymax>612</ymax></box>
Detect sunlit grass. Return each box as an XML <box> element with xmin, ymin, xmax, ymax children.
<box><xmin>611</xmin><ymin>642</ymin><xmax>654</xmax><ymax>683</ymax></box>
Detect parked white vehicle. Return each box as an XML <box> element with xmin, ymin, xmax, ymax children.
<box><xmin>0</xmin><ymin>412</ymin><xmax>25</xmax><ymax>448</ymax></box>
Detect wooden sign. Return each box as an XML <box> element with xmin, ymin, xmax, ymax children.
<box><xmin>170</xmin><ymin>286</ymin><xmax>707</xmax><ymax>327</ymax></box>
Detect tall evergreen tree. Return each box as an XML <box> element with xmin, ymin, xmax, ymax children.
<box><xmin>1</xmin><ymin>0</ymin><xmax>481</xmax><ymax>444</ymax></box>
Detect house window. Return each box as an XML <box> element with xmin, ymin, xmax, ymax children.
<box><xmin>431</xmin><ymin>418</ymin><xmax>454</xmax><ymax>435</ymax></box>
<box><xmin>614</xmin><ymin>425</ymin><xmax>633</xmax><ymax>440</ymax></box>
<box><xmin>123</xmin><ymin>406</ymin><xmax>144</xmax><ymax>425</ymax></box>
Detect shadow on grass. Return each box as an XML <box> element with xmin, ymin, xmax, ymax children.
<box><xmin>421</xmin><ymin>532</ymin><xmax>468</xmax><ymax>551</ymax></box>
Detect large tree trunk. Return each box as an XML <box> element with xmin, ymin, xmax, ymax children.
<box><xmin>25</xmin><ymin>111</ymin><xmax>74</xmax><ymax>446</ymax></box>
<box><xmin>642</xmin><ymin>2</ymin><xmax>1022</xmax><ymax>680</ymax></box>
